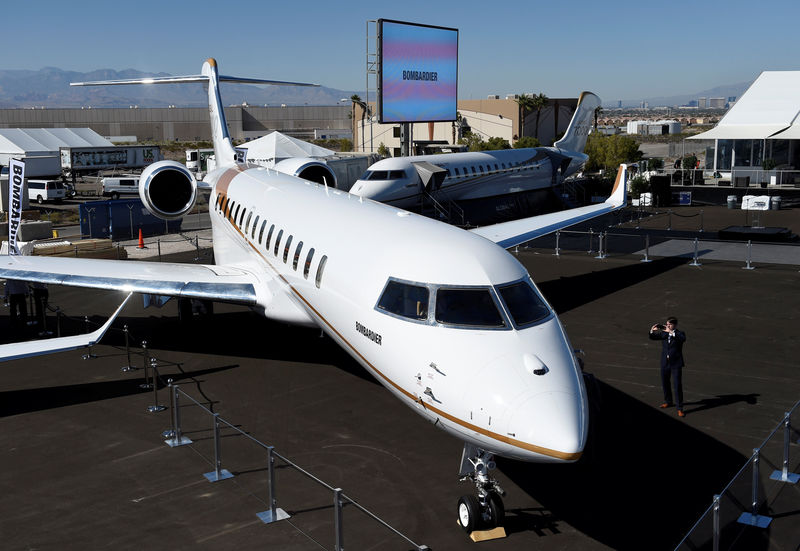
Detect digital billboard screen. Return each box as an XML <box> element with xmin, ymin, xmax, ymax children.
<box><xmin>378</xmin><ymin>19</ymin><xmax>458</xmax><ymax>124</ymax></box>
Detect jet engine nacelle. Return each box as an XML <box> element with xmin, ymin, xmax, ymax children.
<box><xmin>272</xmin><ymin>158</ymin><xmax>337</xmax><ymax>188</ymax></box>
<box><xmin>138</xmin><ymin>160</ymin><xmax>198</xmax><ymax>220</ymax></box>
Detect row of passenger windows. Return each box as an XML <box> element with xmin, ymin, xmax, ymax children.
<box><xmin>376</xmin><ymin>278</ymin><xmax>550</xmax><ymax>330</ymax></box>
<box><xmin>359</xmin><ymin>160</ymin><xmax>539</xmax><ymax>182</ymax></box>
<box><xmin>445</xmin><ymin>160</ymin><xmax>540</xmax><ymax>178</ymax></box>
<box><xmin>214</xmin><ymin>192</ymin><xmax>328</xmax><ymax>288</ymax></box>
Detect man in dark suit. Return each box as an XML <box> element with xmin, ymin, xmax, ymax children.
<box><xmin>649</xmin><ymin>317</ymin><xmax>687</xmax><ymax>417</ymax></box>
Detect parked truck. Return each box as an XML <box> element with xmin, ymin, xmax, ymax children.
<box><xmin>186</xmin><ymin>148</ymin><xmax>215</xmax><ymax>173</ymax></box>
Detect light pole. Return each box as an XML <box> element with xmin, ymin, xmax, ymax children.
<box><xmin>342</xmin><ymin>98</ymin><xmax>372</xmax><ymax>153</ymax></box>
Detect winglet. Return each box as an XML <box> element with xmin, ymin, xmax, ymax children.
<box><xmin>0</xmin><ymin>292</ymin><xmax>132</xmax><ymax>362</ymax></box>
<box><xmin>606</xmin><ymin>164</ymin><xmax>628</xmax><ymax>208</ymax></box>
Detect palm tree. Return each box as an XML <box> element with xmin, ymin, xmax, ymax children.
<box><xmin>514</xmin><ymin>93</ymin><xmax>535</xmax><ymax>142</ymax></box>
<box><xmin>350</xmin><ymin>94</ymin><xmax>364</xmax><ymax>151</ymax></box>
<box><xmin>531</xmin><ymin>93</ymin><xmax>549</xmax><ymax>141</ymax></box>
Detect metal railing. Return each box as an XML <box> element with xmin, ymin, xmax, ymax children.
<box><xmin>646</xmin><ymin>168</ymin><xmax>800</xmax><ymax>188</ymax></box>
<box><xmin>673</xmin><ymin>401</ymin><xmax>800</xmax><ymax>550</ymax></box>
<box><xmin>161</xmin><ymin>382</ymin><xmax>430</xmax><ymax>551</ymax></box>
<box><xmin>519</xmin><ymin>228</ymin><xmax>800</xmax><ymax>270</ymax></box>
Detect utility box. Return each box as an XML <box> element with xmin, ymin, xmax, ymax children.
<box><xmin>80</xmin><ymin>199</ymin><xmax>181</xmax><ymax>239</ymax></box>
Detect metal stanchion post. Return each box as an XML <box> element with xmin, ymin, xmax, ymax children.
<box><xmin>770</xmin><ymin>412</ymin><xmax>800</xmax><ymax>484</ymax></box>
<box><xmin>689</xmin><ymin>238</ymin><xmax>702</xmax><ymax>267</ymax></box>
<box><xmin>147</xmin><ymin>359</ymin><xmax>166</xmax><ymax>412</ymax></box>
<box><xmin>82</xmin><ymin>316</ymin><xmax>96</xmax><ymax>360</ymax></box>
<box><xmin>164</xmin><ymin>382</ymin><xmax>192</xmax><ymax>447</ymax></box>
<box><xmin>712</xmin><ymin>494</ymin><xmax>720</xmax><ymax>551</ymax></box>
<box><xmin>203</xmin><ymin>413</ymin><xmax>233</xmax><ymax>482</ymax></box>
<box><xmin>194</xmin><ymin>235</ymin><xmax>200</xmax><ymax>261</ymax></box>
<box><xmin>554</xmin><ymin>230</ymin><xmax>560</xmax><ymax>257</ymax></box>
<box><xmin>700</xmin><ymin>209</ymin><xmax>704</xmax><ymax>232</ymax></box>
<box><xmin>743</xmin><ymin>240</ymin><xmax>756</xmax><ymax>270</ymax></box>
<box><xmin>514</xmin><ymin>244</ymin><xmax>518</xmax><ymax>255</ymax></box>
<box><xmin>640</xmin><ymin>234</ymin><xmax>652</xmax><ymax>263</ymax></box>
<box><xmin>587</xmin><ymin>229</ymin><xmax>594</xmax><ymax>254</ymax></box>
<box><xmin>737</xmin><ymin>449</ymin><xmax>772</xmax><ymax>527</ymax></box>
<box><xmin>157</xmin><ymin>239</ymin><xmax>162</xmax><ymax>262</ymax></box>
<box><xmin>139</xmin><ymin>341</ymin><xmax>152</xmax><ymax>389</ymax></box>
<box><xmin>121</xmin><ymin>324</ymin><xmax>136</xmax><ymax>372</ymax></box>
<box><xmin>595</xmin><ymin>232</ymin><xmax>607</xmax><ymax>259</ymax></box>
<box><xmin>334</xmin><ymin>487</ymin><xmax>344</xmax><ymax>551</ymax></box>
<box><xmin>256</xmin><ymin>446</ymin><xmax>290</xmax><ymax>523</ymax></box>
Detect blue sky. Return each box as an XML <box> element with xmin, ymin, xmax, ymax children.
<box><xmin>3</xmin><ymin>0</ymin><xmax>798</xmax><ymax>103</ymax></box>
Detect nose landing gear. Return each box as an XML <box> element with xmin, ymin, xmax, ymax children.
<box><xmin>457</xmin><ymin>443</ymin><xmax>505</xmax><ymax>533</ymax></box>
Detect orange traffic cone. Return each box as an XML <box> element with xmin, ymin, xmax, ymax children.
<box><xmin>137</xmin><ymin>228</ymin><xmax>145</xmax><ymax>249</ymax></box>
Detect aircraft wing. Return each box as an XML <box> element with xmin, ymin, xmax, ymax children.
<box><xmin>0</xmin><ymin>292</ymin><xmax>132</xmax><ymax>362</ymax></box>
<box><xmin>470</xmin><ymin>164</ymin><xmax>627</xmax><ymax>249</ymax></box>
<box><xmin>0</xmin><ymin>256</ymin><xmax>259</xmax><ymax>305</ymax></box>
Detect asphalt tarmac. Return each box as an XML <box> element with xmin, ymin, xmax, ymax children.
<box><xmin>2</xmin><ymin>212</ymin><xmax>800</xmax><ymax>550</ymax></box>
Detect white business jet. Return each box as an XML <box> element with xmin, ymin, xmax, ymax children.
<box><xmin>0</xmin><ymin>59</ymin><xmax>626</xmax><ymax>533</ymax></box>
<box><xmin>349</xmin><ymin>92</ymin><xmax>600</xmax><ymax>211</ymax></box>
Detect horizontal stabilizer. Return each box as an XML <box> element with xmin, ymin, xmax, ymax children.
<box><xmin>0</xmin><ymin>292</ymin><xmax>132</xmax><ymax>362</ymax></box>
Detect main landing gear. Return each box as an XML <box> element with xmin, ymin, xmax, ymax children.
<box><xmin>456</xmin><ymin>443</ymin><xmax>505</xmax><ymax>533</ymax></box>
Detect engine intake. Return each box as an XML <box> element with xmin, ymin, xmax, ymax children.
<box><xmin>273</xmin><ymin>158</ymin><xmax>337</xmax><ymax>188</ymax></box>
<box><xmin>138</xmin><ymin>160</ymin><xmax>198</xmax><ymax>220</ymax></box>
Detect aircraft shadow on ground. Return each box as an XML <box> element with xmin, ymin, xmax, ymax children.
<box><xmin>0</xmin><ymin>364</ymin><xmax>238</xmax><ymax>417</ymax></box>
<box><xmin>92</xmin><ymin>310</ymin><xmax>377</xmax><ymax>385</ymax></box>
<box><xmin>536</xmin><ymin>256</ymin><xmax>687</xmax><ymax>314</ymax></box>
<box><xmin>498</xmin><ymin>378</ymin><xmax>769</xmax><ymax>551</ymax></box>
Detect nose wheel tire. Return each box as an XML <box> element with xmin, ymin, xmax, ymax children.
<box><xmin>457</xmin><ymin>495</ymin><xmax>481</xmax><ymax>533</ymax></box>
<box><xmin>487</xmin><ymin>491</ymin><xmax>505</xmax><ymax>528</ymax></box>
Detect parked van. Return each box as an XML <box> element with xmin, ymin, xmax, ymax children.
<box><xmin>101</xmin><ymin>176</ymin><xmax>139</xmax><ymax>200</ymax></box>
<box><xmin>27</xmin><ymin>179</ymin><xmax>66</xmax><ymax>204</ymax></box>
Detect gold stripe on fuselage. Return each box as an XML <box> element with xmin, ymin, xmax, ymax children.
<box><xmin>215</xmin><ymin>170</ymin><xmax>581</xmax><ymax>462</ymax></box>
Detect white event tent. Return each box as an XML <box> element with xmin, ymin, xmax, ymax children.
<box><xmin>690</xmin><ymin>72</ymin><xmax>800</xmax><ymax>185</ymax></box>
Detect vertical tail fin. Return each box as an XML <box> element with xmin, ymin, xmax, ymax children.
<box><xmin>201</xmin><ymin>59</ymin><xmax>236</xmax><ymax>168</ymax></box>
<box><xmin>553</xmin><ymin>92</ymin><xmax>601</xmax><ymax>153</ymax></box>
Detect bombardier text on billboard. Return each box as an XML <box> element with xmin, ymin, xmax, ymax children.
<box><xmin>8</xmin><ymin>158</ymin><xmax>24</xmax><ymax>255</ymax></box>
<box><xmin>378</xmin><ymin>19</ymin><xmax>458</xmax><ymax>124</ymax></box>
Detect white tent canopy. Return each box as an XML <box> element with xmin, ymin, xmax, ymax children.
<box><xmin>237</xmin><ymin>131</ymin><xmax>335</xmax><ymax>167</ymax></box>
<box><xmin>0</xmin><ymin>128</ymin><xmax>113</xmax><ymax>153</ymax></box>
<box><xmin>690</xmin><ymin>71</ymin><xmax>800</xmax><ymax>140</ymax></box>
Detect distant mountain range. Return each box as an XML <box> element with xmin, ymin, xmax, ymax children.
<box><xmin>611</xmin><ymin>81</ymin><xmax>753</xmax><ymax>108</ymax></box>
<box><xmin>0</xmin><ymin>66</ymin><xmax>754</xmax><ymax>109</ymax></box>
<box><xmin>0</xmin><ymin>67</ymin><xmax>359</xmax><ymax>108</ymax></box>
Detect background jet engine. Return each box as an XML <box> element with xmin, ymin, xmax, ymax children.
<box><xmin>138</xmin><ymin>160</ymin><xmax>198</xmax><ymax>220</ymax></box>
<box><xmin>272</xmin><ymin>158</ymin><xmax>337</xmax><ymax>188</ymax></box>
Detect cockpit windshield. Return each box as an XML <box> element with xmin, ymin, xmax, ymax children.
<box><xmin>496</xmin><ymin>280</ymin><xmax>550</xmax><ymax>327</ymax></box>
<box><xmin>377</xmin><ymin>280</ymin><xmax>428</xmax><ymax>320</ymax></box>
<box><xmin>435</xmin><ymin>288</ymin><xmax>505</xmax><ymax>328</ymax></box>
<box><xmin>375</xmin><ymin>278</ymin><xmax>548</xmax><ymax>330</ymax></box>
<box><xmin>360</xmin><ymin>170</ymin><xmax>407</xmax><ymax>181</ymax></box>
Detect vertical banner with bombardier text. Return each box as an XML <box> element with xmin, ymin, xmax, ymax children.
<box><xmin>8</xmin><ymin>158</ymin><xmax>25</xmax><ymax>255</ymax></box>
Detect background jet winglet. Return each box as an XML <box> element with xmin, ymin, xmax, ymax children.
<box><xmin>469</xmin><ymin>164</ymin><xmax>628</xmax><ymax>249</ymax></box>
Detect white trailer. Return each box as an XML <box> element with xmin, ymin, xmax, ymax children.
<box><xmin>60</xmin><ymin>146</ymin><xmax>162</xmax><ymax>174</ymax></box>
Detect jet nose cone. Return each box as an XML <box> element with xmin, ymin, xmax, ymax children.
<box><xmin>510</xmin><ymin>391</ymin><xmax>586</xmax><ymax>461</ymax></box>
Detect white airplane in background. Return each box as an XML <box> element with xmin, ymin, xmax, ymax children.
<box><xmin>0</xmin><ymin>59</ymin><xmax>627</xmax><ymax>533</ymax></box>
<box><xmin>349</xmin><ymin>92</ymin><xmax>600</xmax><ymax>211</ymax></box>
